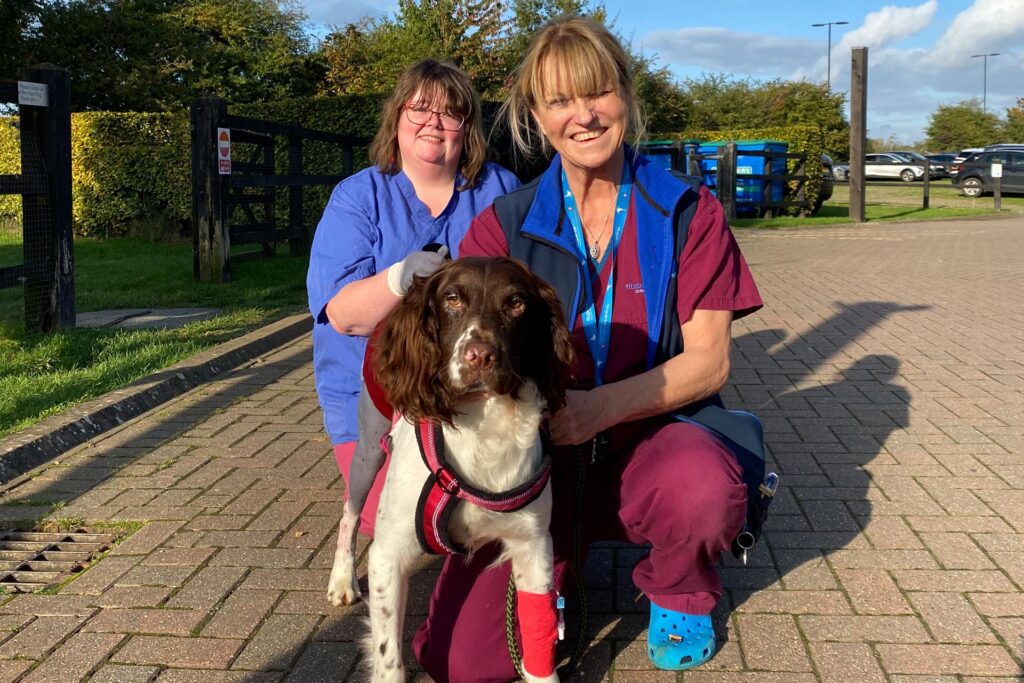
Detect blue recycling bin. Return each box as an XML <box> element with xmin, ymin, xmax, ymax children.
<box><xmin>696</xmin><ymin>140</ymin><xmax>788</xmax><ymax>213</ymax></box>
<box><xmin>636</xmin><ymin>140</ymin><xmax>678</xmax><ymax>172</ymax></box>
<box><xmin>637</xmin><ymin>139</ymin><xmax>703</xmax><ymax>175</ymax></box>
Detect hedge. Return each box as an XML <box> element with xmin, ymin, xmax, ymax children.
<box><xmin>0</xmin><ymin>99</ymin><xmax>827</xmax><ymax>237</ymax></box>
<box><xmin>0</xmin><ymin>112</ymin><xmax>191</xmax><ymax>238</ymax></box>
<box><xmin>0</xmin><ymin>119</ymin><xmax>21</xmax><ymax>224</ymax></box>
<box><xmin>0</xmin><ymin>95</ymin><xmax>387</xmax><ymax>239</ymax></box>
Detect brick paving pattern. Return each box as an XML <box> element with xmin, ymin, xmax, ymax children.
<box><xmin>0</xmin><ymin>216</ymin><xmax>1021</xmax><ymax>681</ymax></box>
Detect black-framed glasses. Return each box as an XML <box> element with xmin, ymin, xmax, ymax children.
<box><xmin>405</xmin><ymin>104</ymin><xmax>466</xmax><ymax>131</ymax></box>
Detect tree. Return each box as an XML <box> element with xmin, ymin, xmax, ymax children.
<box><xmin>0</xmin><ymin>0</ymin><xmax>40</xmax><ymax>78</ymax></box>
<box><xmin>680</xmin><ymin>73</ymin><xmax>759</xmax><ymax>132</ymax></box>
<box><xmin>632</xmin><ymin>54</ymin><xmax>689</xmax><ymax>135</ymax></box>
<box><xmin>170</xmin><ymin>0</ymin><xmax>317</xmax><ymax>104</ymax></box>
<box><xmin>318</xmin><ymin>0</ymin><xmax>510</xmax><ymax>98</ymax></box>
<box><xmin>1003</xmin><ymin>97</ymin><xmax>1024</xmax><ymax>142</ymax></box>
<box><xmin>317</xmin><ymin>0</ymin><xmax>694</xmax><ymax>140</ymax></box>
<box><xmin>754</xmin><ymin>80</ymin><xmax>848</xmax><ymax>157</ymax></box>
<box><xmin>680</xmin><ymin>74</ymin><xmax>849</xmax><ymax>158</ymax></box>
<box><xmin>925</xmin><ymin>99</ymin><xmax>1002</xmax><ymax>151</ymax></box>
<box><xmin>22</xmin><ymin>0</ymin><xmax>316</xmax><ymax>111</ymax></box>
<box><xmin>27</xmin><ymin>0</ymin><xmax>188</xmax><ymax>111</ymax></box>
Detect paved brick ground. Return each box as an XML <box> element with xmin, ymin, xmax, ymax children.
<box><xmin>0</xmin><ymin>216</ymin><xmax>1022</xmax><ymax>681</ymax></box>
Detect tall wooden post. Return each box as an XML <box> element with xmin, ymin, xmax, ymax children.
<box><xmin>849</xmin><ymin>47</ymin><xmax>868</xmax><ymax>223</ymax></box>
<box><xmin>719</xmin><ymin>143</ymin><xmax>737</xmax><ymax>222</ymax></box>
<box><xmin>22</xmin><ymin>65</ymin><xmax>74</xmax><ymax>332</ymax></box>
<box><xmin>922</xmin><ymin>159</ymin><xmax>930</xmax><ymax>209</ymax></box>
<box><xmin>191</xmin><ymin>96</ymin><xmax>231</xmax><ymax>282</ymax></box>
<box><xmin>288</xmin><ymin>136</ymin><xmax>305</xmax><ymax>254</ymax></box>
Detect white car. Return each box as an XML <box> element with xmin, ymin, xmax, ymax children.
<box><xmin>864</xmin><ymin>153</ymin><xmax>939</xmax><ymax>182</ymax></box>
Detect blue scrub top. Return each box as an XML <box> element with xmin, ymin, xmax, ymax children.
<box><xmin>306</xmin><ymin>162</ymin><xmax>520</xmax><ymax>445</ymax></box>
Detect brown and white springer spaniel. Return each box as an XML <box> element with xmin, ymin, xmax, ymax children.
<box><xmin>328</xmin><ymin>257</ymin><xmax>574</xmax><ymax>682</ymax></box>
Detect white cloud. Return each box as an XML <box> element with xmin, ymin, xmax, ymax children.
<box><xmin>640</xmin><ymin>0</ymin><xmax>1024</xmax><ymax>142</ymax></box>
<box><xmin>925</xmin><ymin>0</ymin><xmax>1024</xmax><ymax>66</ymax></box>
<box><xmin>643</xmin><ymin>28</ymin><xmax>818</xmax><ymax>78</ymax></box>
<box><xmin>836</xmin><ymin>0</ymin><xmax>937</xmax><ymax>52</ymax></box>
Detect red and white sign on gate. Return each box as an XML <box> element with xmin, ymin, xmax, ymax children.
<box><xmin>217</xmin><ymin>127</ymin><xmax>231</xmax><ymax>175</ymax></box>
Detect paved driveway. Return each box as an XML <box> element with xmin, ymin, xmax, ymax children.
<box><xmin>0</xmin><ymin>217</ymin><xmax>1021</xmax><ymax>681</ymax></box>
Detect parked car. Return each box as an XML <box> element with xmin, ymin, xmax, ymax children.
<box><xmin>890</xmin><ymin>150</ymin><xmax>950</xmax><ymax>179</ymax></box>
<box><xmin>925</xmin><ymin>153</ymin><xmax>957</xmax><ymax>178</ymax></box>
<box><xmin>956</xmin><ymin>150</ymin><xmax>1024</xmax><ymax>197</ymax></box>
<box><xmin>832</xmin><ymin>162</ymin><xmax>849</xmax><ymax>181</ymax></box>
<box><xmin>864</xmin><ymin>153</ymin><xmax>940</xmax><ymax>181</ymax></box>
<box><xmin>983</xmin><ymin>143</ymin><xmax>1024</xmax><ymax>151</ymax></box>
<box><xmin>814</xmin><ymin>154</ymin><xmax>835</xmax><ymax>213</ymax></box>
<box><xmin>953</xmin><ymin>147</ymin><xmax>984</xmax><ymax>165</ymax></box>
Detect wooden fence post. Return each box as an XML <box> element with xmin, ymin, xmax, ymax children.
<box><xmin>191</xmin><ymin>96</ymin><xmax>230</xmax><ymax>282</ymax></box>
<box><xmin>922</xmin><ymin>159</ymin><xmax>930</xmax><ymax>209</ymax></box>
<box><xmin>719</xmin><ymin>143</ymin><xmax>737</xmax><ymax>222</ymax></box>
<box><xmin>22</xmin><ymin>64</ymin><xmax>74</xmax><ymax>332</ymax></box>
<box><xmin>288</xmin><ymin>135</ymin><xmax>305</xmax><ymax>254</ymax></box>
<box><xmin>850</xmin><ymin>47</ymin><xmax>868</xmax><ymax>223</ymax></box>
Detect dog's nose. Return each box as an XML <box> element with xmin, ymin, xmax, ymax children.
<box><xmin>464</xmin><ymin>341</ymin><xmax>496</xmax><ymax>370</ymax></box>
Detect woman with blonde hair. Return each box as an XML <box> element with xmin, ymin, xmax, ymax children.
<box><xmin>307</xmin><ymin>59</ymin><xmax>519</xmax><ymax>536</ymax></box>
<box><xmin>411</xmin><ymin>17</ymin><xmax>764</xmax><ymax>679</ymax></box>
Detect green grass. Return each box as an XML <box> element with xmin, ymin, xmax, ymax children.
<box><xmin>0</xmin><ymin>234</ymin><xmax>309</xmax><ymax>438</ymax></box>
<box><xmin>0</xmin><ymin>178</ymin><xmax>1018</xmax><ymax>439</ymax></box>
<box><xmin>840</xmin><ymin>181</ymin><xmax>1024</xmax><ymax>213</ymax></box>
<box><xmin>732</xmin><ymin>181</ymin><xmax>1021</xmax><ymax>228</ymax></box>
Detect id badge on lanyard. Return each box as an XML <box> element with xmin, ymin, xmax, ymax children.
<box><xmin>561</xmin><ymin>160</ymin><xmax>633</xmax><ymax>387</ymax></box>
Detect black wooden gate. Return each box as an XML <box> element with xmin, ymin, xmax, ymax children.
<box><xmin>191</xmin><ymin>96</ymin><xmax>368</xmax><ymax>283</ymax></box>
<box><xmin>0</xmin><ymin>65</ymin><xmax>74</xmax><ymax>332</ymax></box>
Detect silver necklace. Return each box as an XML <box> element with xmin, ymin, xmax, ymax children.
<box><xmin>582</xmin><ymin>195</ymin><xmax>616</xmax><ymax>260</ymax></box>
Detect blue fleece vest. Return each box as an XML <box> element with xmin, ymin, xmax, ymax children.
<box><xmin>494</xmin><ymin>148</ymin><xmax>700</xmax><ymax>371</ymax></box>
<box><xmin>493</xmin><ymin>149</ymin><xmax>773</xmax><ymax>554</ymax></box>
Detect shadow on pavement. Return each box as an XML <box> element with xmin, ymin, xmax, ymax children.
<box><xmin>565</xmin><ymin>300</ymin><xmax>927</xmax><ymax>679</ymax></box>
<box><xmin>243</xmin><ymin>300</ymin><xmax>929</xmax><ymax>681</ymax></box>
<box><xmin>0</xmin><ymin>299</ymin><xmax>931</xmax><ymax>681</ymax></box>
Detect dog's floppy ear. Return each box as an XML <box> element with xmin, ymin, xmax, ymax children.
<box><xmin>372</xmin><ymin>267</ymin><xmax>454</xmax><ymax>424</ymax></box>
<box><xmin>525</xmin><ymin>269</ymin><xmax>575</xmax><ymax>413</ymax></box>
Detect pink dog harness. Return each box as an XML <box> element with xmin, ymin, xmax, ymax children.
<box><xmin>382</xmin><ymin>419</ymin><xmax>552</xmax><ymax>555</ymax></box>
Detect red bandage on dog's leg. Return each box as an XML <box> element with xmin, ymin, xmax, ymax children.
<box><xmin>517</xmin><ymin>590</ymin><xmax>557</xmax><ymax>677</ymax></box>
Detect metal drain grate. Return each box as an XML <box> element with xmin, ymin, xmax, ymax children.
<box><xmin>0</xmin><ymin>529</ymin><xmax>117</xmax><ymax>593</ymax></box>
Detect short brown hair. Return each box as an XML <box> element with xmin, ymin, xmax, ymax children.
<box><xmin>369</xmin><ymin>60</ymin><xmax>487</xmax><ymax>188</ymax></box>
<box><xmin>500</xmin><ymin>17</ymin><xmax>645</xmax><ymax>158</ymax></box>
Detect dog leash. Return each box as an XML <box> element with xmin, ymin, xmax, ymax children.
<box><xmin>505</xmin><ymin>442</ymin><xmax>590</xmax><ymax>679</ymax></box>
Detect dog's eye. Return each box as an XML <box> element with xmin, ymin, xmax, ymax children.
<box><xmin>507</xmin><ymin>293</ymin><xmax>526</xmax><ymax>312</ymax></box>
<box><xmin>444</xmin><ymin>292</ymin><xmax>462</xmax><ymax>307</ymax></box>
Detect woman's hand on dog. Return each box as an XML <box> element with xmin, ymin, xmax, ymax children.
<box><xmin>549</xmin><ymin>389</ymin><xmax>613</xmax><ymax>446</ymax></box>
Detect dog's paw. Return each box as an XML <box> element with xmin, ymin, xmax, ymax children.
<box><xmin>326</xmin><ymin>577</ymin><xmax>361</xmax><ymax>606</ymax></box>
<box><xmin>326</xmin><ymin>560</ymin><xmax>361</xmax><ymax>606</ymax></box>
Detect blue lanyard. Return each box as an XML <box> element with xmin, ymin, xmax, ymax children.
<box><xmin>561</xmin><ymin>160</ymin><xmax>633</xmax><ymax>386</ymax></box>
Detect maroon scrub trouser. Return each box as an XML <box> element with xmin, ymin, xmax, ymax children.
<box><xmin>410</xmin><ymin>419</ymin><xmax>748</xmax><ymax>683</ymax></box>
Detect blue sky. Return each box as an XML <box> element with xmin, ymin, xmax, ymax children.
<box><xmin>300</xmin><ymin>0</ymin><xmax>1024</xmax><ymax>145</ymax></box>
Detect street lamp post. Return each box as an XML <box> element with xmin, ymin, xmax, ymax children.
<box><xmin>812</xmin><ymin>20</ymin><xmax>849</xmax><ymax>90</ymax></box>
<box><xmin>970</xmin><ymin>53</ymin><xmax>1000</xmax><ymax>112</ymax></box>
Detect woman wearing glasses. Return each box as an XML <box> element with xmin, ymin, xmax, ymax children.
<box><xmin>307</xmin><ymin>60</ymin><xmax>520</xmax><ymax>531</ymax></box>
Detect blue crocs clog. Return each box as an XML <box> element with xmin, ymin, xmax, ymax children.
<box><xmin>647</xmin><ymin>601</ymin><xmax>716</xmax><ymax>670</ymax></box>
